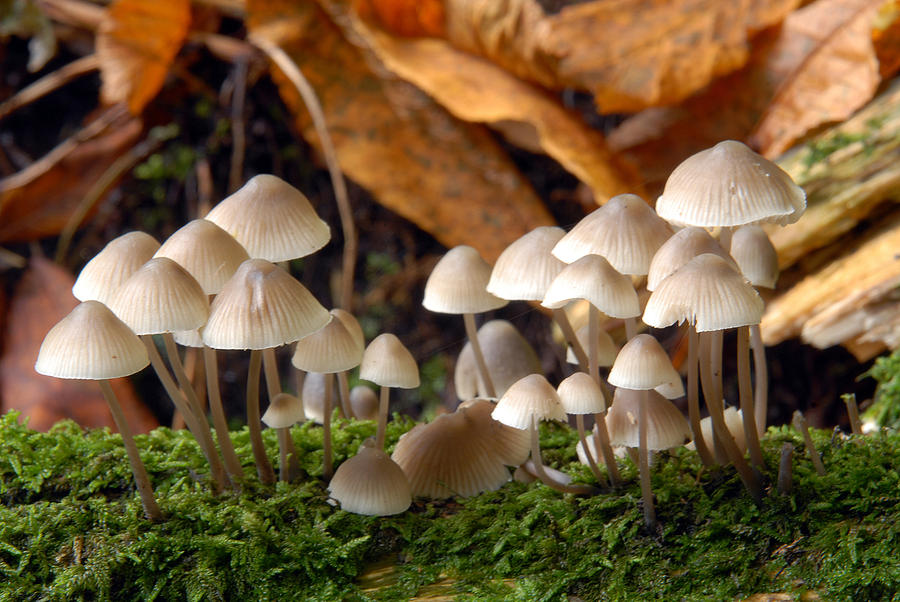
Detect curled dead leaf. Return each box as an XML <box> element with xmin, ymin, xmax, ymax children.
<box><xmin>96</xmin><ymin>0</ymin><xmax>192</xmax><ymax>114</ymax></box>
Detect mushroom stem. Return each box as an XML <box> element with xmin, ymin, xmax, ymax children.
<box><xmin>777</xmin><ymin>442</ymin><xmax>794</xmax><ymax>495</ymax></box>
<box><xmin>323</xmin><ymin>372</ymin><xmax>335</xmax><ymax>480</ymax></box>
<box><xmin>592</xmin><ymin>414</ymin><xmax>621</xmax><ymax>486</ymax></box>
<box><xmin>262</xmin><ymin>347</ymin><xmax>282</xmax><ymax>402</ymax></box>
<box><xmin>98</xmin><ymin>379</ymin><xmax>163</xmax><ymax>522</ymax></box>
<box><xmin>737</xmin><ymin>326</ymin><xmax>764</xmax><ymax>468</ymax></box>
<box><xmin>624</xmin><ymin>317</ymin><xmax>639</xmax><ymax>341</ymax></box>
<box><xmin>463</xmin><ymin>312</ymin><xmax>496</xmax><ymax>398</ymax></box>
<box><xmin>688</xmin><ymin>327</ymin><xmax>714</xmax><ymax>466</ymax></box>
<box><xmin>751</xmin><ymin>324</ymin><xmax>768</xmax><ymax>435</ymax></box>
<box><xmin>575</xmin><ymin>414</ymin><xmax>606</xmax><ymax>486</ymax></box>
<box><xmin>337</xmin><ymin>371</ymin><xmax>354</xmax><ymax>419</ymax></box>
<box><xmin>203</xmin><ymin>345</ymin><xmax>244</xmax><ymax>483</ymax></box>
<box><xmin>793</xmin><ymin>410</ymin><xmax>826</xmax><ymax>476</ymax></box>
<box><xmin>587</xmin><ymin>306</ymin><xmax>600</xmax><ymax>382</ymax></box>
<box><xmin>375</xmin><ymin>385</ymin><xmax>391</xmax><ymax>451</ymax></box>
<box><xmin>248</xmin><ymin>349</ymin><xmax>276</xmax><ymax>484</ymax></box>
<box><xmin>161</xmin><ymin>334</ymin><xmax>229</xmax><ymax>490</ymax></box>
<box><xmin>142</xmin><ymin>335</ymin><xmax>226</xmax><ymax>493</ymax></box>
<box><xmin>529</xmin><ymin>417</ymin><xmax>598</xmax><ymax>495</ymax></box>
<box><xmin>553</xmin><ymin>308</ymin><xmax>588</xmax><ymax>372</ymax></box>
<box><xmin>700</xmin><ymin>332</ymin><xmax>762</xmax><ymax>499</ymax></box>
<box><xmin>638</xmin><ymin>390</ymin><xmax>657</xmax><ymax>529</ymax></box>
<box><xmin>843</xmin><ymin>394</ymin><xmax>863</xmax><ymax>435</ymax></box>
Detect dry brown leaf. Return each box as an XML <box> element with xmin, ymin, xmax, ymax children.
<box><xmin>356</xmin><ymin>0</ymin><xmax>446</xmax><ymax>36</ymax></box>
<box><xmin>0</xmin><ymin>258</ymin><xmax>157</xmax><ymax>432</ymax></box>
<box><xmin>351</xmin><ymin>16</ymin><xmax>644</xmax><ymax>202</ymax></box>
<box><xmin>749</xmin><ymin>0</ymin><xmax>885</xmax><ymax>158</ymax></box>
<box><xmin>874</xmin><ymin>0</ymin><xmax>900</xmax><ymax>76</ymax></box>
<box><xmin>96</xmin><ymin>0</ymin><xmax>192</xmax><ymax>114</ymax></box>
<box><xmin>543</xmin><ymin>0</ymin><xmax>799</xmax><ymax>113</ymax></box>
<box><xmin>0</xmin><ymin>110</ymin><xmax>143</xmax><ymax>244</ymax></box>
<box><xmin>610</xmin><ymin>0</ymin><xmax>900</xmax><ymax>192</ymax></box>
<box><xmin>246</xmin><ymin>0</ymin><xmax>555</xmax><ymax>262</ymax></box>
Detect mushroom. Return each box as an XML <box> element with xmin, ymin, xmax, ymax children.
<box><xmin>261</xmin><ymin>393</ymin><xmax>306</xmax><ymax>482</ymax></box>
<box><xmin>453</xmin><ymin>320</ymin><xmax>541</xmax><ymax>402</ymax></box>
<box><xmin>556</xmin><ymin>372</ymin><xmax>611</xmax><ymax>486</ymax></box>
<box><xmin>328</xmin><ymin>439</ymin><xmax>411</xmax><ymax>516</ymax></box>
<box><xmin>350</xmin><ymin>385</ymin><xmax>379</xmax><ymax>421</ymax></box>
<box><xmin>72</xmin><ymin>231</ymin><xmax>160</xmax><ymax>305</ymax></box>
<box><xmin>35</xmin><ymin>301</ymin><xmax>162</xmax><ymax>521</ymax></box>
<box><xmin>359</xmin><ymin>333</ymin><xmax>420</xmax><ymax>451</ymax></box>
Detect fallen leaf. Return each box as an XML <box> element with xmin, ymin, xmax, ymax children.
<box><xmin>0</xmin><ymin>110</ymin><xmax>143</xmax><ymax>244</ymax></box>
<box><xmin>610</xmin><ymin>0</ymin><xmax>900</xmax><ymax>191</ymax></box>
<box><xmin>543</xmin><ymin>0</ymin><xmax>800</xmax><ymax>113</ymax></box>
<box><xmin>749</xmin><ymin>0</ymin><xmax>885</xmax><ymax>157</ymax></box>
<box><xmin>351</xmin><ymin>16</ymin><xmax>644</xmax><ymax>202</ymax></box>
<box><xmin>96</xmin><ymin>0</ymin><xmax>192</xmax><ymax>114</ymax></box>
<box><xmin>874</xmin><ymin>0</ymin><xmax>900</xmax><ymax>76</ymax></box>
<box><xmin>0</xmin><ymin>257</ymin><xmax>157</xmax><ymax>432</ymax></box>
<box><xmin>356</xmin><ymin>0</ymin><xmax>446</xmax><ymax>36</ymax></box>
<box><xmin>246</xmin><ymin>0</ymin><xmax>555</xmax><ymax>261</ymax></box>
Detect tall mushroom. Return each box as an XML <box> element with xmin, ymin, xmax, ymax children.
<box><xmin>359</xmin><ymin>333</ymin><xmax>420</xmax><ymax>451</ymax></box>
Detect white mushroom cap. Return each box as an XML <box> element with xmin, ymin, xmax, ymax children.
<box><xmin>359</xmin><ymin>333</ymin><xmax>420</xmax><ymax>389</ymax></box>
<box><xmin>557</xmin><ymin>372</ymin><xmax>607</xmax><ymax>415</ymax></box>
<box><xmin>487</xmin><ymin>226</ymin><xmax>567</xmax><ymax>301</ymax></box>
<box><xmin>423</xmin><ymin>245</ymin><xmax>507</xmax><ymax>314</ymax></box>
<box><xmin>606</xmin><ymin>388</ymin><xmax>691</xmax><ymax>450</ymax></box>
<box><xmin>35</xmin><ymin>300</ymin><xmax>149</xmax><ymax>380</ymax></box>
<box><xmin>72</xmin><ymin>231</ymin><xmax>159</xmax><ymax>304</ymax></box>
<box><xmin>656</xmin><ymin>140</ymin><xmax>806</xmax><ymax>228</ymax></box>
<box><xmin>608</xmin><ymin>333</ymin><xmax>683</xmax><ymax>396</ymax></box>
<box><xmin>491</xmin><ymin>374</ymin><xmax>566</xmax><ymax>430</ymax></box>
<box><xmin>454</xmin><ymin>320</ymin><xmax>541</xmax><ymax>401</ymax></box>
<box><xmin>292</xmin><ymin>309</ymin><xmax>363</xmax><ymax>374</ymax></box>
<box><xmin>350</xmin><ymin>385</ymin><xmax>379</xmax><ymax>421</ymax></box>
<box><xmin>647</xmin><ymin>226</ymin><xmax>733</xmax><ymax>291</ymax></box>
<box><xmin>154</xmin><ymin>218</ymin><xmax>249</xmax><ymax>294</ymax></box>
<box><xmin>328</xmin><ymin>440</ymin><xmax>411</xmax><ymax>516</ymax></box>
<box><xmin>206</xmin><ymin>174</ymin><xmax>330</xmax><ymax>262</ymax></box>
<box><xmin>542</xmin><ymin>254</ymin><xmax>640</xmax><ymax>319</ymax></box>
<box><xmin>261</xmin><ymin>392</ymin><xmax>305</xmax><ymax>429</ymax></box>
<box><xmin>729</xmin><ymin>224</ymin><xmax>779</xmax><ymax>289</ymax></box>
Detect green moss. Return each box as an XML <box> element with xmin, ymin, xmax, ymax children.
<box><xmin>2</xmin><ymin>411</ymin><xmax>900</xmax><ymax>601</ymax></box>
<box><xmin>861</xmin><ymin>349</ymin><xmax>900</xmax><ymax>429</ymax></box>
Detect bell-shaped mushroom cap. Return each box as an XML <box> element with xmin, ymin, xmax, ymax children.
<box><xmin>107</xmin><ymin>257</ymin><xmax>209</xmax><ymax>335</ymax></box>
<box><xmin>35</xmin><ymin>300</ymin><xmax>149</xmax><ymax>379</ymax></box>
<box><xmin>154</xmin><ymin>218</ymin><xmax>249</xmax><ymax>294</ymax></box>
<box><xmin>292</xmin><ymin>310</ymin><xmax>363</xmax><ymax>373</ymax></box>
<box><xmin>458</xmin><ymin>398</ymin><xmax>530</xmax><ymax>466</ymax></box>
<box><xmin>687</xmin><ymin>406</ymin><xmax>747</xmax><ymax>461</ymax></box>
<box><xmin>647</xmin><ymin>226</ymin><xmax>734</xmax><ymax>291</ymax></box>
<box><xmin>608</xmin><ymin>333</ymin><xmax>684</xmax><ymax>397</ymax></box>
<box><xmin>643</xmin><ymin>253</ymin><xmax>764</xmax><ymax>332</ymax></box>
<box><xmin>391</xmin><ymin>400</ymin><xmax>517</xmax><ymax>498</ymax></box>
<box><xmin>557</xmin><ymin>372</ymin><xmax>607</xmax><ymax>415</ymax></box>
<box><xmin>491</xmin><ymin>374</ymin><xmax>566</xmax><ymax>430</ymax></box>
<box><xmin>423</xmin><ymin>246</ymin><xmax>507</xmax><ymax>314</ymax></box>
<box><xmin>360</xmin><ymin>333</ymin><xmax>420</xmax><ymax>389</ymax></box>
<box><xmin>202</xmin><ymin>259</ymin><xmax>330</xmax><ymax>350</ymax></box>
<box><xmin>542</xmin><ymin>254</ymin><xmax>640</xmax><ymax>319</ymax></box>
<box><xmin>328</xmin><ymin>439</ymin><xmax>411</xmax><ymax>516</ymax></box>
<box><xmin>606</xmin><ymin>388</ymin><xmax>692</xmax><ymax>450</ymax></box>
<box><xmin>331</xmin><ymin>308</ymin><xmax>365</xmax><ymax>349</ymax></box>
<box><xmin>454</xmin><ymin>320</ymin><xmax>541</xmax><ymax>401</ymax></box>
<box><xmin>566</xmin><ymin>323</ymin><xmax>619</xmax><ymax>367</ymax></box>
<box><xmin>261</xmin><ymin>392</ymin><xmax>305</xmax><ymax>429</ymax></box>
<box><xmin>730</xmin><ymin>224</ymin><xmax>779</xmax><ymax>289</ymax></box>
<box><xmin>350</xmin><ymin>385</ymin><xmax>379</xmax><ymax>421</ymax></box>
<box><xmin>301</xmin><ymin>371</ymin><xmax>333</xmax><ymax>424</ymax></box>
<box><xmin>72</xmin><ymin>231</ymin><xmax>160</xmax><ymax>304</ymax></box>
<box><xmin>551</xmin><ymin>194</ymin><xmax>673</xmax><ymax>275</ymax></box>
<box><xmin>656</xmin><ymin>140</ymin><xmax>806</xmax><ymax>228</ymax></box>
<box><xmin>487</xmin><ymin>226</ymin><xmax>567</xmax><ymax>301</ymax></box>
<box><xmin>205</xmin><ymin>174</ymin><xmax>331</xmax><ymax>262</ymax></box>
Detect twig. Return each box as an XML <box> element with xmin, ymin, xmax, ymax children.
<box><xmin>842</xmin><ymin>394</ymin><xmax>864</xmax><ymax>435</ymax></box>
<box><xmin>0</xmin><ymin>55</ymin><xmax>100</xmax><ymax>122</ymax></box>
<box><xmin>249</xmin><ymin>35</ymin><xmax>357</xmax><ymax>311</ymax></box>
<box><xmin>776</xmin><ymin>442</ymin><xmax>793</xmax><ymax>495</ymax></box>
<box><xmin>792</xmin><ymin>410</ymin><xmax>826</xmax><ymax>476</ymax></box>
<box><xmin>228</xmin><ymin>56</ymin><xmax>248</xmax><ymax>194</ymax></box>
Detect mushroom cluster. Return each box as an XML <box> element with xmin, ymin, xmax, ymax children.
<box><xmin>35</xmin><ymin>139</ymin><xmax>809</xmax><ymax>524</ymax></box>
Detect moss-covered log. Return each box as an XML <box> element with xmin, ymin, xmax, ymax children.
<box><xmin>1</xmin><ymin>410</ymin><xmax>899</xmax><ymax>600</ymax></box>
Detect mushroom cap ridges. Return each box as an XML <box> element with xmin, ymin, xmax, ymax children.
<box><xmin>328</xmin><ymin>442</ymin><xmax>411</xmax><ymax>516</ymax></box>
<box><xmin>491</xmin><ymin>374</ymin><xmax>566</xmax><ymax>429</ymax></box>
<box><xmin>423</xmin><ymin>245</ymin><xmax>507</xmax><ymax>314</ymax></box>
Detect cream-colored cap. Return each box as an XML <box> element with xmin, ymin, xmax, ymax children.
<box><xmin>606</xmin><ymin>388</ymin><xmax>691</xmax><ymax>450</ymax></box>
<box><xmin>457</xmin><ymin>398</ymin><xmax>530</xmax><ymax>467</ymax></box>
<box><xmin>454</xmin><ymin>320</ymin><xmax>541</xmax><ymax>401</ymax></box>
<box><xmin>647</xmin><ymin>226</ymin><xmax>733</xmax><ymax>291</ymax></box>
<box><xmin>656</xmin><ymin>140</ymin><xmax>806</xmax><ymax>228</ymax></box>
<box><xmin>154</xmin><ymin>218</ymin><xmax>249</xmax><ymax>294</ymax></box>
<box><xmin>206</xmin><ymin>174</ymin><xmax>331</xmax><ymax>262</ymax></box>
<box><xmin>542</xmin><ymin>254</ymin><xmax>640</xmax><ymax>319</ymax></box>
<box><xmin>566</xmin><ymin>323</ymin><xmax>619</xmax><ymax>367</ymax></box>
<box><xmin>557</xmin><ymin>372</ymin><xmax>607</xmax><ymax>415</ymax></box>
<box><xmin>487</xmin><ymin>226</ymin><xmax>567</xmax><ymax>301</ymax></box>
<box><xmin>491</xmin><ymin>374</ymin><xmax>566</xmax><ymax>430</ymax></box>
<box><xmin>35</xmin><ymin>300</ymin><xmax>149</xmax><ymax>379</ymax></box>
<box><xmin>261</xmin><ymin>392</ymin><xmax>305</xmax><ymax>428</ymax></box>
<box><xmin>292</xmin><ymin>310</ymin><xmax>363</xmax><ymax>374</ymax></box>
<box><xmin>608</xmin><ymin>333</ymin><xmax>683</xmax><ymax>396</ymax></box>
<box><xmin>331</xmin><ymin>308</ymin><xmax>365</xmax><ymax>349</ymax></box>
<box><xmin>359</xmin><ymin>333</ymin><xmax>420</xmax><ymax>389</ymax></box>
<box><xmin>202</xmin><ymin>259</ymin><xmax>330</xmax><ymax>350</ymax></box>
<box><xmin>729</xmin><ymin>224</ymin><xmax>779</xmax><ymax>289</ymax></box>
<box><xmin>643</xmin><ymin>253</ymin><xmax>764</xmax><ymax>332</ymax></box>
<box><xmin>107</xmin><ymin>257</ymin><xmax>209</xmax><ymax>335</ymax></box>
<box><xmin>328</xmin><ymin>440</ymin><xmax>411</xmax><ymax>516</ymax></box>
<box><xmin>350</xmin><ymin>385</ymin><xmax>379</xmax><ymax>421</ymax></box>
<box><xmin>423</xmin><ymin>246</ymin><xmax>507</xmax><ymax>314</ymax></box>
<box><xmin>301</xmin><ymin>371</ymin><xmax>332</xmax><ymax>424</ymax></box>
<box><xmin>551</xmin><ymin>194</ymin><xmax>673</xmax><ymax>276</ymax></box>
<box><xmin>72</xmin><ymin>231</ymin><xmax>160</xmax><ymax>304</ymax></box>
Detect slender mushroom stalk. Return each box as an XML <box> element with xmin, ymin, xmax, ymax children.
<box><xmin>323</xmin><ymin>373</ymin><xmax>335</xmax><ymax>479</ymax></box>
<box><xmin>528</xmin><ymin>416</ymin><xmax>599</xmax><ymax>495</ymax></box>
<box><xmin>736</xmin><ymin>326</ymin><xmax>765</xmax><ymax>468</ymax></box>
<box><xmin>842</xmin><ymin>394</ymin><xmax>864</xmax><ymax>435</ymax></box>
<box><xmin>777</xmin><ymin>442</ymin><xmax>794</xmax><ymax>495</ymax></box>
<box><xmin>462</xmin><ymin>312</ymin><xmax>496</xmax><ymax>398</ymax></box>
<box><xmin>360</xmin><ymin>334</ymin><xmax>420</xmax><ymax>452</ymax></box>
<box><xmin>793</xmin><ymin>410</ymin><xmax>826</xmax><ymax>476</ymax></box>
<box><xmin>202</xmin><ymin>345</ymin><xmax>243</xmax><ymax>482</ymax></box>
<box><xmin>638</xmin><ymin>391</ymin><xmax>656</xmax><ymax>528</ymax></box>
<box><xmin>261</xmin><ymin>393</ymin><xmax>304</xmax><ymax>482</ymax></box>
<box><xmin>687</xmin><ymin>327</ymin><xmax>714</xmax><ymax>466</ymax></box>
<box><xmin>247</xmin><ymin>349</ymin><xmax>276</xmax><ymax>483</ymax></box>
<box><xmin>751</xmin><ymin>325</ymin><xmax>769</xmax><ymax>434</ymax></box>
<box><xmin>375</xmin><ymin>386</ymin><xmax>392</xmax><ymax>451</ymax></box>
<box><xmin>557</xmin><ymin>372</ymin><xmax>612</xmax><ymax>487</ymax></box>
<box><xmin>553</xmin><ymin>308</ymin><xmax>589</xmax><ymax>371</ymax></box>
